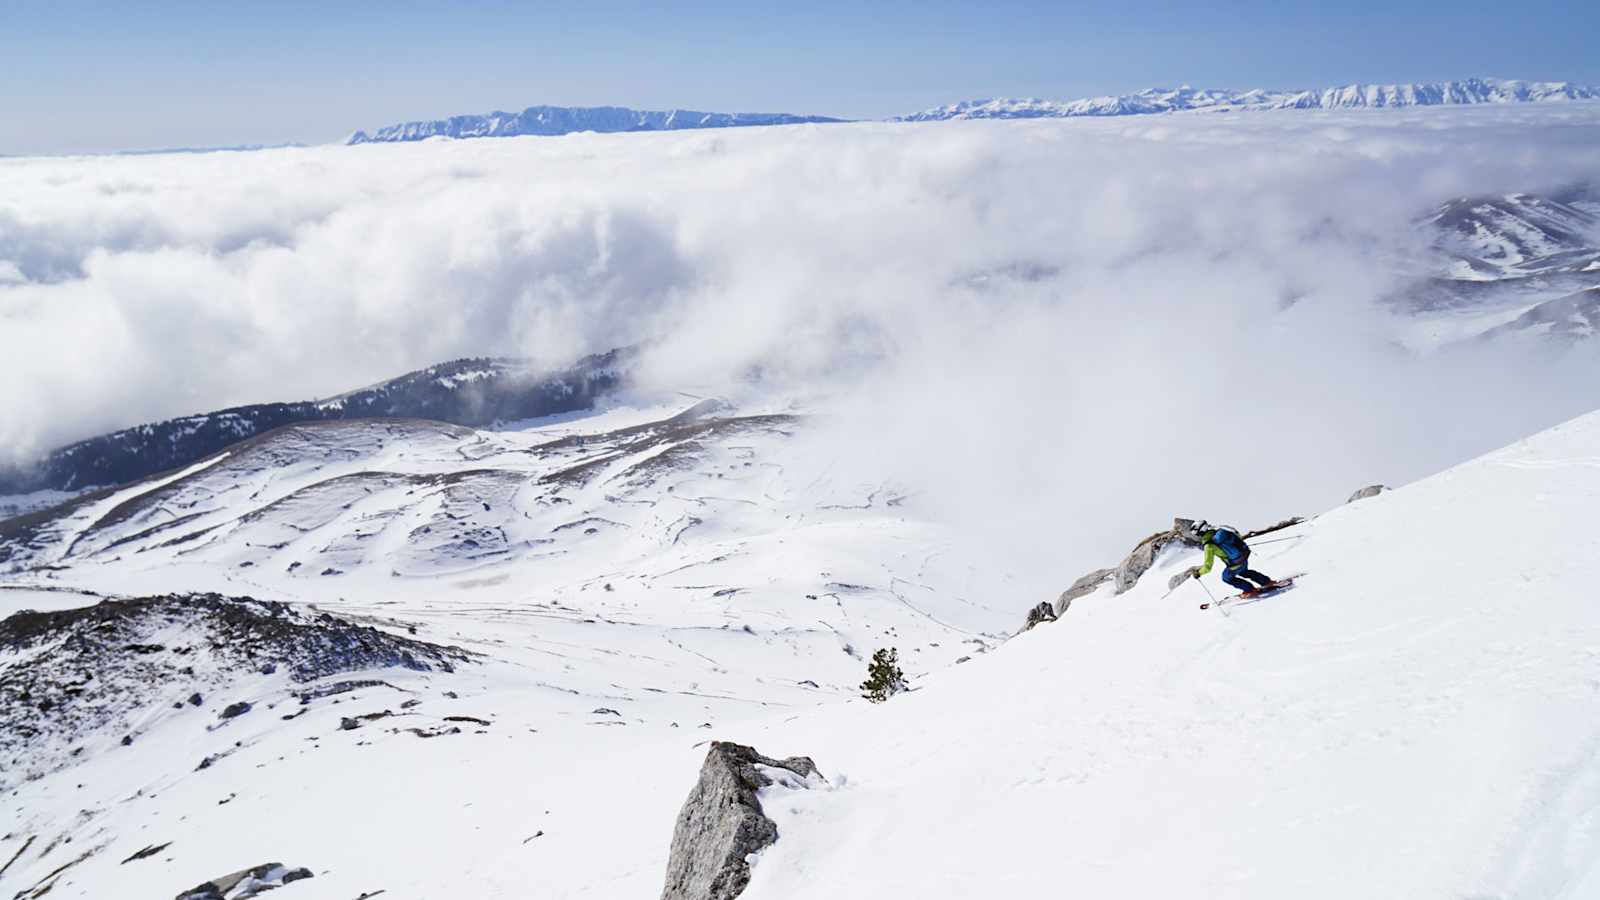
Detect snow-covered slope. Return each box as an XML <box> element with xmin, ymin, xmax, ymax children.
<box><xmin>0</xmin><ymin>352</ymin><xmax>626</xmax><ymax>500</ymax></box>
<box><xmin>0</xmin><ymin>394</ymin><xmax>1011</xmax><ymax>898</ymax></box>
<box><xmin>707</xmin><ymin>408</ymin><xmax>1600</xmax><ymax>899</ymax></box>
<box><xmin>1391</xmin><ymin>188</ymin><xmax>1600</xmax><ymax>345</ymax></box>
<box><xmin>348</xmin><ymin>106</ymin><xmax>844</xmax><ymax>144</ymax></box>
<box><xmin>1428</xmin><ymin>192</ymin><xmax>1600</xmax><ymax>277</ymax></box>
<box><xmin>7</xmin><ymin>393</ymin><xmax>1600</xmax><ymax>897</ymax></box>
<box><xmin>1478</xmin><ymin>285</ymin><xmax>1600</xmax><ymax>341</ymax></box>
<box><xmin>901</xmin><ymin>77</ymin><xmax>1600</xmax><ymax>121</ymax></box>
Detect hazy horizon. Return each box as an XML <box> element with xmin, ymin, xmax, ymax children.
<box><xmin>5</xmin><ymin>0</ymin><xmax>1598</xmax><ymax>155</ymax></box>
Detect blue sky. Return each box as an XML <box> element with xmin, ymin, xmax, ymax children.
<box><xmin>3</xmin><ymin>0</ymin><xmax>1597</xmax><ymax>155</ymax></box>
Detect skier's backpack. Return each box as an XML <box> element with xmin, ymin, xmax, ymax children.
<box><xmin>1210</xmin><ymin>525</ymin><xmax>1247</xmax><ymax>562</ymax></box>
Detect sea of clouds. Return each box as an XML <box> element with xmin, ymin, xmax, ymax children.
<box><xmin>3</xmin><ymin>104</ymin><xmax>1598</xmax><ymax>578</ymax></box>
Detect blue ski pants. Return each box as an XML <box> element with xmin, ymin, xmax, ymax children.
<box><xmin>1221</xmin><ymin>557</ymin><xmax>1274</xmax><ymax>593</ymax></box>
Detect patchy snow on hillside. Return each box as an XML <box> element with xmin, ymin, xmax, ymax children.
<box><xmin>0</xmin><ymin>394</ymin><xmax>1014</xmax><ymax>898</ymax></box>
<box><xmin>6</xmin><ymin>394</ymin><xmax>1600</xmax><ymax>898</ymax></box>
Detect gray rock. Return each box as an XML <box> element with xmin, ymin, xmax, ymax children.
<box><xmin>661</xmin><ymin>741</ymin><xmax>818</xmax><ymax>900</ymax></box>
<box><xmin>1055</xmin><ymin>568</ymin><xmax>1114</xmax><ymax>615</ymax></box>
<box><xmin>1346</xmin><ymin>484</ymin><xmax>1389</xmax><ymax>503</ymax></box>
<box><xmin>1032</xmin><ymin>517</ymin><xmax>1207</xmax><ymax>628</ymax></box>
<box><xmin>176</xmin><ymin>862</ymin><xmax>312</xmax><ymax>899</ymax></box>
<box><xmin>1020</xmin><ymin>601</ymin><xmax>1057</xmax><ymax>632</ymax></box>
<box><xmin>219</xmin><ymin>701</ymin><xmax>252</xmax><ymax>720</ymax></box>
<box><xmin>1112</xmin><ymin>522</ymin><xmax>1201</xmax><ymax>593</ymax></box>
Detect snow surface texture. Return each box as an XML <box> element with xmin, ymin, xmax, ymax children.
<box><xmin>8</xmin><ymin>398</ymin><xmax>1600</xmax><ymax>897</ymax></box>
<box><xmin>900</xmin><ymin>77</ymin><xmax>1600</xmax><ymax>121</ymax></box>
<box><xmin>7</xmin><ymin>105</ymin><xmax>1600</xmax><ymax>592</ymax></box>
<box><xmin>0</xmin><ymin>396</ymin><xmax>1012</xmax><ymax>898</ymax></box>
<box><xmin>717</xmin><ymin>411</ymin><xmax>1600</xmax><ymax>899</ymax></box>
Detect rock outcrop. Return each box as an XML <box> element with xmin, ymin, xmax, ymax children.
<box><xmin>1112</xmin><ymin>521</ymin><xmax>1202</xmax><ymax>593</ymax></box>
<box><xmin>1034</xmin><ymin>516</ymin><xmax>1311</xmax><ymax>626</ymax></box>
<box><xmin>1021</xmin><ymin>601</ymin><xmax>1057</xmax><ymax>631</ymax></box>
<box><xmin>0</xmin><ymin>593</ymin><xmax>473</xmax><ymax>788</ymax></box>
<box><xmin>661</xmin><ymin>742</ymin><xmax>820</xmax><ymax>900</ymax></box>
<box><xmin>1347</xmin><ymin>484</ymin><xmax>1389</xmax><ymax>503</ymax></box>
<box><xmin>175</xmin><ymin>862</ymin><xmax>312</xmax><ymax>899</ymax></box>
<box><xmin>1054</xmin><ymin>568</ymin><xmax>1114</xmax><ymax>616</ymax></box>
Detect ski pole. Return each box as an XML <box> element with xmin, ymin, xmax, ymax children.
<box><xmin>1197</xmin><ymin>577</ymin><xmax>1217</xmax><ymax>606</ymax></box>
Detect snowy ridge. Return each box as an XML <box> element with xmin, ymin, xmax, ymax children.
<box><xmin>348</xmin><ymin>106</ymin><xmax>844</xmax><ymax>144</ymax></box>
<box><xmin>0</xmin><ymin>351</ymin><xmax>626</xmax><ymax>499</ymax></box>
<box><xmin>1426</xmin><ymin>191</ymin><xmax>1600</xmax><ymax>277</ymax></box>
<box><xmin>1394</xmin><ymin>186</ymin><xmax>1600</xmax><ymax>344</ymax></box>
<box><xmin>0</xmin><ymin>394</ymin><xmax>1009</xmax><ymax>896</ymax></box>
<box><xmin>899</xmin><ymin>77</ymin><xmax>1600</xmax><ymax>121</ymax></box>
<box><xmin>346</xmin><ymin>79</ymin><xmax>1598</xmax><ymax>145</ymax></box>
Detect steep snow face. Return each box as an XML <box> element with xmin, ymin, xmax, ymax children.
<box><xmin>704</xmin><ymin>409</ymin><xmax>1600</xmax><ymax>900</ymax></box>
<box><xmin>900</xmin><ymin>77</ymin><xmax>1600</xmax><ymax>121</ymax></box>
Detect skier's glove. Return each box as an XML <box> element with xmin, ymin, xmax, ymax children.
<box><xmin>1183</xmin><ymin>565</ymin><xmax>1201</xmax><ymax>581</ymax></box>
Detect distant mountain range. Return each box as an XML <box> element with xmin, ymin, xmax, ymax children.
<box><xmin>0</xmin><ymin>352</ymin><xmax>630</xmax><ymax>502</ymax></box>
<box><xmin>898</xmin><ymin>78</ymin><xmax>1600</xmax><ymax>121</ymax></box>
<box><xmin>347</xmin><ymin>106</ymin><xmax>843</xmax><ymax>143</ymax></box>
<box><xmin>347</xmin><ymin>78</ymin><xmax>1599</xmax><ymax>144</ymax></box>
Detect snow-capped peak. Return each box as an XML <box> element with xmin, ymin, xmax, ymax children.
<box><xmin>897</xmin><ymin>77</ymin><xmax>1600</xmax><ymax>121</ymax></box>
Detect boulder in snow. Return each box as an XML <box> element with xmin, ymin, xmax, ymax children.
<box><xmin>175</xmin><ymin>862</ymin><xmax>312</xmax><ymax>899</ymax></box>
<box><xmin>1112</xmin><ymin>518</ymin><xmax>1204</xmax><ymax>593</ymax></box>
<box><xmin>1021</xmin><ymin>601</ymin><xmax>1057</xmax><ymax>631</ymax></box>
<box><xmin>1347</xmin><ymin>484</ymin><xmax>1389</xmax><ymax>503</ymax></box>
<box><xmin>660</xmin><ymin>741</ymin><xmax>820</xmax><ymax>900</ymax></box>
<box><xmin>1055</xmin><ymin>567</ymin><xmax>1114</xmax><ymax>615</ymax></box>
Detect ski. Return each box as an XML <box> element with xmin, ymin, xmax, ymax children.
<box><xmin>1199</xmin><ymin>574</ymin><xmax>1304</xmax><ymax>610</ymax></box>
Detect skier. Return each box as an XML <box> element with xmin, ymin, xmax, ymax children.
<box><xmin>1186</xmin><ymin>521</ymin><xmax>1280</xmax><ymax>597</ymax></box>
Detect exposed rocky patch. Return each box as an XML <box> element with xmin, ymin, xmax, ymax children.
<box><xmin>1112</xmin><ymin>520</ymin><xmax>1204</xmax><ymax>593</ymax></box>
<box><xmin>1347</xmin><ymin>484</ymin><xmax>1390</xmax><ymax>503</ymax></box>
<box><xmin>660</xmin><ymin>741</ymin><xmax>821</xmax><ymax>900</ymax></box>
<box><xmin>1054</xmin><ymin>567</ymin><xmax>1114</xmax><ymax>615</ymax></box>
<box><xmin>0</xmin><ymin>592</ymin><xmax>471</xmax><ymax>787</ymax></box>
<box><xmin>175</xmin><ymin>862</ymin><xmax>313</xmax><ymax>899</ymax></box>
<box><xmin>1020</xmin><ymin>601</ymin><xmax>1057</xmax><ymax>632</ymax></box>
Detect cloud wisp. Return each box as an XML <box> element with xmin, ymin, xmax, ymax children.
<box><xmin>3</xmin><ymin>104</ymin><xmax>1598</xmax><ymax>581</ymax></box>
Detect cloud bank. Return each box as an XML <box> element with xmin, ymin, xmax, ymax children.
<box><xmin>3</xmin><ymin>104</ymin><xmax>1598</xmax><ymax>582</ymax></box>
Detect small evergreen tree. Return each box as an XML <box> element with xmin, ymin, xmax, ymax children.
<box><xmin>860</xmin><ymin>647</ymin><xmax>906</xmax><ymax>703</ymax></box>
